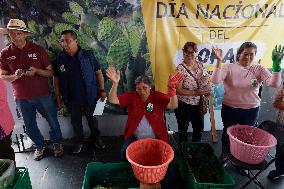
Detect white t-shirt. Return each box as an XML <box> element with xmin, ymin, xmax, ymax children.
<box><xmin>134</xmin><ymin>116</ymin><xmax>156</xmax><ymax>139</ymax></box>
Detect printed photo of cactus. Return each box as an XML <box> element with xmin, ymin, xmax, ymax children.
<box><xmin>0</xmin><ymin>0</ymin><xmax>150</xmax><ymax>114</ymax></box>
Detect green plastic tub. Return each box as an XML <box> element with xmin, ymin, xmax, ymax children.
<box><xmin>82</xmin><ymin>162</ymin><xmax>139</xmax><ymax>189</ymax></box>
<box><xmin>5</xmin><ymin>167</ymin><xmax>32</xmax><ymax>189</ymax></box>
<box><xmin>179</xmin><ymin>142</ymin><xmax>235</xmax><ymax>189</ymax></box>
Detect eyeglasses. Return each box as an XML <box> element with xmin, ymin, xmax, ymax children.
<box><xmin>184</xmin><ymin>51</ymin><xmax>195</xmax><ymax>57</ymax></box>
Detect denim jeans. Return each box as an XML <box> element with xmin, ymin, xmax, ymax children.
<box><xmin>221</xmin><ymin>104</ymin><xmax>259</xmax><ymax>152</ymax></box>
<box><xmin>16</xmin><ymin>95</ymin><xmax>63</xmax><ymax>149</ymax></box>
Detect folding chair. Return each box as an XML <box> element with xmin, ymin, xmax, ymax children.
<box><xmin>224</xmin><ymin>120</ymin><xmax>284</xmax><ymax>189</ymax></box>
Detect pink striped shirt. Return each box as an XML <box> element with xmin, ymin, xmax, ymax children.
<box><xmin>0</xmin><ymin>79</ymin><xmax>14</xmax><ymax>135</ymax></box>
<box><xmin>211</xmin><ymin>63</ymin><xmax>281</xmax><ymax>109</ymax></box>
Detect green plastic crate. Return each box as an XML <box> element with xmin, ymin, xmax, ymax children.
<box><xmin>5</xmin><ymin>167</ymin><xmax>32</xmax><ymax>189</ymax></box>
<box><xmin>82</xmin><ymin>162</ymin><xmax>140</xmax><ymax>189</ymax></box>
<box><xmin>179</xmin><ymin>142</ymin><xmax>235</xmax><ymax>189</ymax></box>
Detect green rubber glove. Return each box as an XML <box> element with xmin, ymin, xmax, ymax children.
<box><xmin>272</xmin><ymin>45</ymin><xmax>284</xmax><ymax>72</ymax></box>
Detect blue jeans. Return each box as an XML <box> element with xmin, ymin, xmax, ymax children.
<box><xmin>16</xmin><ymin>95</ymin><xmax>63</xmax><ymax>149</ymax></box>
<box><xmin>221</xmin><ymin>104</ymin><xmax>259</xmax><ymax>152</ymax></box>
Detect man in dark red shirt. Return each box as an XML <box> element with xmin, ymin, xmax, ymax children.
<box><xmin>0</xmin><ymin>19</ymin><xmax>63</xmax><ymax>161</ymax></box>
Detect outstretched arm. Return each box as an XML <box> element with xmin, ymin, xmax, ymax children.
<box><xmin>211</xmin><ymin>47</ymin><xmax>227</xmax><ymax>84</ymax></box>
<box><xmin>262</xmin><ymin>45</ymin><xmax>284</xmax><ymax>88</ymax></box>
<box><xmin>106</xmin><ymin>67</ymin><xmax>120</xmax><ymax>105</ymax></box>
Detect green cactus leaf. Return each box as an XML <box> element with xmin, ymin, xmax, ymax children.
<box><xmin>62</xmin><ymin>12</ymin><xmax>80</xmax><ymax>25</ymax></box>
<box><xmin>47</xmin><ymin>50</ymin><xmax>57</xmax><ymax>61</ymax></box>
<box><xmin>111</xmin><ymin>24</ymin><xmax>124</xmax><ymax>41</ymax></box>
<box><xmin>106</xmin><ymin>37</ymin><xmax>130</xmax><ymax>69</ymax></box>
<box><xmin>98</xmin><ymin>17</ymin><xmax>116</xmax><ymax>41</ymax></box>
<box><xmin>76</xmin><ymin>34</ymin><xmax>89</xmax><ymax>47</ymax></box>
<box><xmin>129</xmin><ymin>26</ymin><xmax>142</xmax><ymax>58</ymax></box>
<box><xmin>143</xmin><ymin>53</ymin><xmax>150</xmax><ymax>63</ymax></box>
<box><xmin>132</xmin><ymin>10</ymin><xmax>142</xmax><ymax>23</ymax></box>
<box><xmin>48</xmin><ymin>32</ymin><xmax>62</xmax><ymax>53</ymax></box>
<box><xmin>69</xmin><ymin>2</ymin><xmax>84</xmax><ymax>15</ymax></box>
<box><xmin>54</xmin><ymin>23</ymin><xmax>76</xmax><ymax>35</ymax></box>
<box><xmin>80</xmin><ymin>23</ymin><xmax>94</xmax><ymax>39</ymax></box>
<box><xmin>38</xmin><ymin>25</ymin><xmax>45</xmax><ymax>34</ymax></box>
<box><xmin>27</xmin><ymin>20</ymin><xmax>37</xmax><ymax>33</ymax></box>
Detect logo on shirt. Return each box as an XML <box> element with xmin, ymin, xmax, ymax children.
<box><xmin>6</xmin><ymin>56</ymin><xmax>16</xmax><ymax>60</ymax></box>
<box><xmin>251</xmin><ymin>79</ymin><xmax>258</xmax><ymax>88</ymax></box>
<box><xmin>28</xmin><ymin>53</ymin><xmax>37</xmax><ymax>60</ymax></box>
<box><xmin>60</xmin><ymin>65</ymin><xmax>65</xmax><ymax>73</ymax></box>
<box><xmin>146</xmin><ymin>103</ymin><xmax>154</xmax><ymax>112</ymax></box>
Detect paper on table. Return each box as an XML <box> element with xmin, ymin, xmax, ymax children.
<box><xmin>93</xmin><ymin>97</ymin><xmax>107</xmax><ymax>116</ymax></box>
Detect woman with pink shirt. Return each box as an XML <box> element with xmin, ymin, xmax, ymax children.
<box><xmin>0</xmin><ymin>78</ymin><xmax>15</xmax><ymax>161</ymax></box>
<box><xmin>211</xmin><ymin>42</ymin><xmax>284</xmax><ymax>160</ymax></box>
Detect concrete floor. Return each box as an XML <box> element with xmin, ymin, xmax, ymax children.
<box><xmin>14</xmin><ymin>130</ymin><xmax>284</xmax><ymax>189</ymax></box>
<box><xmin>14</xmin><ymin>76</ymin><xmax>284</xmax><ymax>189</ymax></box>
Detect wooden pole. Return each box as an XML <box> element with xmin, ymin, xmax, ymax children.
<box><xmin>209</xmin><ymin>94</ymin><xmax>217</xmax><ymax>143</ymax></box>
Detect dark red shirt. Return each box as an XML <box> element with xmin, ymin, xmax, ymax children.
<box><xmin>118</xmin><ymin>90</ymin><xmax>170</xmax><ymax>142</ymax></box>
<box><xmin>0</xmin><ymin>41</ymin><xmax>51</xmax><ymax>99</ymax></box>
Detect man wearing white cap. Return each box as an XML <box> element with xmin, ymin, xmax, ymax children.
<box><xmin>0</xmin><ymin>19</ymin><xmax>64</xmax><ymax>160</ymax></box>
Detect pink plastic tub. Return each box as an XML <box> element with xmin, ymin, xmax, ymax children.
<box><xmin>227</xmin><ymin>125</ymin><xmax>277</xmax><ymax>164</ymax></box>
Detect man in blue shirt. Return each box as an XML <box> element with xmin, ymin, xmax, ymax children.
<box><xmin>53</xmin><ymin>30</ymin><xmax>106</xmax><ymax>153</ymax></box>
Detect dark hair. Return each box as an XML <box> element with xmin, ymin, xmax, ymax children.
<box><xmin>61</xmin><ymin>30</ymin><xmax>77</xmax><ymax>39</ymax></box>
<box><xmin>183</xmin><ymin>41</ymin><xmax>198</xmax><ymax>53</ymax></box>
<box><xmin>134</xmin><ymin>75</ymin><xmax>153</xmax><ymax>87</ymax></box>
<box><xmin>236</xmin><ymin>42</ymin><xmax>257</xmax><ymax>61</ymax></box>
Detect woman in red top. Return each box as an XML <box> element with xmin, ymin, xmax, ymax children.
<box><xmin>0</xmin><ymin>78</ymin><xmax>15</xmax><ymax>161</ymax></box>
<box><xmin>106</xmin><ymin>67</ymin><xmax>182</xmax><ymax>161</ymax></box>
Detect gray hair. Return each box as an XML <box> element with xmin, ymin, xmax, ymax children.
<box><xmin>134</xmin><ymin>75</ymin><xmax>153</xmax><ymax>87</ymax></box>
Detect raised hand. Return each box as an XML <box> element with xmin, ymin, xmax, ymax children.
<box><xmin>167</xmin><ymin>71</ymin><xmax>183</xmax><ymax>97</ymax></box>
<box><xmin>168</xmin><ymin>71</ymin><xmax>183</xmax><ymax>88</ymax></box>
<box><xmin>212</xmin><ymin>47</ymin><xmax>223</xmax><ymax>62</ymax></box>
<box><xmin>272</xmin><ymin>45</ymin><xmax>284</xmax><ymax>72</ymax></box>
<box><xmin>106</xmin><ymin>67</ymin><xmax>120</xmax><ymax>83</ymax></box>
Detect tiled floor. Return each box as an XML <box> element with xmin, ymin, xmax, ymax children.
<box><xmin>15</xmin><ymin>131</ymin><xmax>284</xmax><ymax>189</ymax></box>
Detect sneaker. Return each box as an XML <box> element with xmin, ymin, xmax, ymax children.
<box><xmin>93</xmin><ymin>137</ymin><xmax>106</xmax><ymax>149</ymax></box>
<box><xmin>33</xmin><ymin>148</ymin><xmax>45</xmax><ymax>161</ymax></box>
<box><xmin>72</xmin><ymin>143</ymin><xmax>83</xmax><ymax>154</ymax></box>
<box><xmin>268</xmin><ymin>170</ymin><xmax>284</xmax><ymax>180</ymax></box>
<box><xmin>53</xmin><ymin>143</ymin><xmax>63</xmax><ymax>157</ymax></box>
